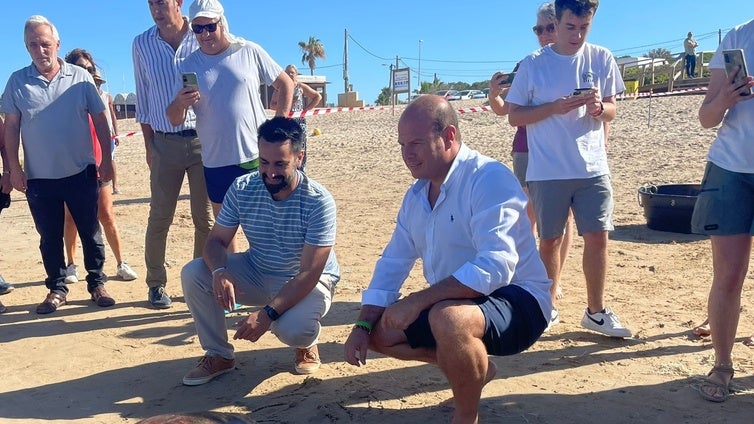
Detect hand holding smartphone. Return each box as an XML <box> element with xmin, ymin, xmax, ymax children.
<box><xmin>722</xmin><ymin>49</ymin><xmax>753</xmax><ymax>96</ymax></box>
<box><xmin>572</xmin><ymin>87</ymin><xmax>593</xmax><ymax>96</ymax></box>
<box><xmin>182</xmin><ymin>72</ymin><xmax>199</xmax><ymax>92</ymax></box>
<box><xmin>500</xmin><ymin>72</ymin><xmax>516</xmax><ymax>85</ymax></box>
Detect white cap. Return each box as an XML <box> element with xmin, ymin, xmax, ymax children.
<box><xmin>189</xmin><ymin>0</ymin><xmax>224</xmax><ymax>21</ymax></box>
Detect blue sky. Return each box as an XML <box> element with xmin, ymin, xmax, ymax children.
<box><xmin>1</xmin><ymin>1</ymin><xmax>750</xmax><ymax>105</ymax></box>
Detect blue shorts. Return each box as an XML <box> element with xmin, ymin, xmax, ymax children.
<box><xmin>204</xmin><ymin>162</ymin><xmax>257</xmax><ymax>204</ymax></box>
<box><xmin>403</xmin><ymin>284</ymin><xmax>547</xmax><ymax>356</ymax></box>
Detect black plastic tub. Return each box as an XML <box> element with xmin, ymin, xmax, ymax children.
<box><xmin>637</xmin><ymin>184</ymin><xmax>701</xmax><ymax>234</ymax></box>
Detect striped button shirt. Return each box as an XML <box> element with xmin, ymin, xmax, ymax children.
<box><xmin>132</xmin><ymin>19</ymin><xmax>198</xmax><ymax>132</ymax></box>
<box><xmin>216</xmin><ymin>171</ymin><xmax>340</xmax><ymax>280</ymax></box>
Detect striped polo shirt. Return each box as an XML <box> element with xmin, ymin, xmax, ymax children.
<box><xmin>216</xmin><ymin>171</ymin><xmax>340</xmax><ymax>280</ymax></box>
<box><xmin>132</xmin><ymin>18</ymin><xmax>199</xmax><ymax>132</ymax></box>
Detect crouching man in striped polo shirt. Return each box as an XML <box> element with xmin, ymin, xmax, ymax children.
<box><xmin>181</xmin><ymin>117</ymin><xmax>339</xmax><ymax>385</ymax></box>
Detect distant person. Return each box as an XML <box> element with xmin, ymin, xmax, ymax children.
<box><xmin>167</xmin><ymin>0</ymin><xmax>294</xmax><ymax>252</ymax></box>
<box><xmin>181</xmin><ymin>117</ymin><xmax>339</xmax><ymax>385</ymax></box>
<box><xmin>507</xmin><ymin>0</ymin><xmax>632</xmax><ymax>338</ymax></box>
<box><xmin>133</xmin><ymin>0</ymin><xmax>214</xmax><ymax>309</ymax></box>
<box><xmin>271</xmin><ymin>64</ymin><xmax>322</xmax><ymax>171</ymax></box>
<box><xmin>488</xmin><ymin>2</ymin><xmax>571</xmax><ymax>328</ymax></box>
<box><xmin>684</xmin><ymin>32</ymin><xmax>698</xmax><ymax>78</ymax></box>
<box><xmin>62</xmin><ymin>49</ymin><xmax>138</xmax><ymax>283</ymax></box>
<box><xmin>692</xmin><ymin>19</ymin><xmax>754</xmax><ymax>403</ymax></box>
<box><xmin>1</xmin><ymin>15</ymin><xmax>115</xmax><ymax>314</ymax></box>
<box><xmin>1</xmin><ymin>114</ymin><xmax>14</xmax><ymax>314</ymax></box>
<box><xmin>343</xmin><ymin>95</ymin><xmax>552</xmax><ymax>423</ymax></box>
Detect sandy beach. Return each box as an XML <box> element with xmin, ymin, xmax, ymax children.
<box><xmin>1</xmin><ymin>94</ymin><xmax>753</xmax><ymax>423</ymax></box>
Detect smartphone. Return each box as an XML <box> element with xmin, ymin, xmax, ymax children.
<box><xmin>181</xmin><ymin>72</ymin><xmax>198</xmax><ymax>91</ymax></box>
<box><xmin>722</xmin><ymin>49</ymin><xmax>753</xmax><ymax>96</ymax></box>
<box><xmin>500</xmin><ymin>72</ymin><xmax>516</xmax><ymax>85</ymax></box>
<box><xmin>572</xmin><ymin>87</ymin><xmax>593</xmax><ymax>96</ymax></box>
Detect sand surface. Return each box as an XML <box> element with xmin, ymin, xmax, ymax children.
<box><xmin>1</xmin><ymin>95</ymin><xmax>754</xmax><ymax>423</ymax></box>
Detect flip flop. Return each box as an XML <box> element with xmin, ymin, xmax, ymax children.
<box><xmin>698</xmin><ymin>364</ymin><xmax>734</xmax><ymax>402</ymax></box>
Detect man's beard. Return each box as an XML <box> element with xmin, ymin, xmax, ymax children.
<box><xmin>262</xmin><ymin>173</ymin><xmax>291</xmax><ymax>195</ymax></box>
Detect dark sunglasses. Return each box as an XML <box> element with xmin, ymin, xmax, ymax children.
<box><xmin>75</xmin><ymin>63</ymin><xmax>95</xmax><ymax>74</ymax></box>
<box><xmin>532</xmin><ymin>23</ymin><xmax>556</xmax><ymax>35</ymax></box>
<box><xmin>192</xmin><ymin>22</ymin><xmax>219</xmax><ymax>34</ymax></box>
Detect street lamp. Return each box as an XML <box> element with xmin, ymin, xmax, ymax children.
<box><xmin>418</xmin><ymin>39</ymin><xmax>423</xmax><ymax>90</ymax></box>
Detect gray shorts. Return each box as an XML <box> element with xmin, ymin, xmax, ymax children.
<box><xmin>691</xmin><ymin>162</ymin><xmax>754</xmax><ymax>235</ymax></box>
<box><xmin>528</xmin><ymin>175</ymin><xmax>614</xmax><ymax>239</ymax></box>
<box><xmin>512</xmin><ymin>152</ymin><xmax>528</xmax><ymax>187</ymax></box>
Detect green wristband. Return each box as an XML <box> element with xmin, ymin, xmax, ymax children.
<box><xmin>355</xmin><ymin>320</ymin><xmax>373</xmax><ymax>333</ymax></box>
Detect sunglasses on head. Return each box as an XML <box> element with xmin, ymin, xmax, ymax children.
<box><xmin>192</xmin><ymin>22</ymin><xmax>219</xmax><ymax>34</ymax></box>
<box><xmin>532</xmin><ymin>23</ymin><xmax>556</xmax><ymax>35</ymax></box>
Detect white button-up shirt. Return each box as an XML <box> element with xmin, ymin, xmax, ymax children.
<box><xmin>362</xmin><ymin>144</ymin><xmax>552</xmax><ymax>321</ymax></box>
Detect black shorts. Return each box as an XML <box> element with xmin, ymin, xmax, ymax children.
<box><xmin>403</xmin><ymin>284</ymin><xmax>547</xmax><ymax>356</ymax></box>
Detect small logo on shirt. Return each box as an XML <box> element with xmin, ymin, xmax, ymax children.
<box><xmin>450</xmin><ymin>214</ymin><xmax>455</xmax><ymax>222</ymax></box>
<box><xmin>582</xmin><ymin>72</ymin><xmax>595</xmax><ymax>85</ymax></box>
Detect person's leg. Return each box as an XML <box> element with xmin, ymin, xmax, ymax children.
<box><xmin>581</xmin><ymin>230</ymin><xmax>608</xmax><ymax>313</ymax></box>
<box><xmin>144</xmin><ymin>134</ymin><xmax>186</xmax><ymax>289</ymax></box>
<box><xmin>704</xmin><ymin>234</ymin><xmax>750</xmax><ymax>398</ymax></box>
<box><xmin>528</xmin><ymin>180</ymin><xmax>572</xmax><ymax>307</ymax></box>
<box><xmin>556</xmin><ymin>210</ymin><xmax>575</xmax><ymax>299</ymax></box>
<box><xmin>429</xmin><ymin>300</ymin><xmax>488</xmax><ymax>424</ymax></box>
<box><xmin>63</xmin><ymin>205</ymin><xmax>77</xmax><ymax>266</ymax></box>
<box><xmin>181</xmin><ymin>258</ymin><xmax>236</xmax><ymax>359</ymax></box>
<box><xmin>690</xmin><ymin>55</ymin><xmax>697</xmax><ymax>78</ymax></box>
<box><xmin>111</xmin><ymin>160</ymin><xmax>119</xmax><ymax>194</ymax></box>
<box><xmin>26</xmin><ymin>178</ymin><xmax>68</xmax><ymax>296</ymax></box>
<box><xmin>97</xmin><ymin>186</ymin><xmax>124</xmax><ymax>265</ymax></box>
<box><xmin>185</xmin><ymin>135</ymin><xmax>212</xmax><ymax>259</ymax></box>
<box><xmin>64</xmin><ymin>166</ymin><xmax>107</xmax><ymax>292</ymax></box>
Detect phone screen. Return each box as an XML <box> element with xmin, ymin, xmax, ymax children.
<box><xmin>182</xmin><ymin>72</ymin><xmax>198</xmax><ymax>90</ymax></box>
<box><xmin>723</xmin><ymin>49</ymin><xmax>753</xmax><ymax>96</ymax></box>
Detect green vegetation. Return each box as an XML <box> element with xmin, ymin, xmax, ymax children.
<box><xmin>298</xmin><ymin>36</ymin><xmax>326</xmax><ymax>76</ymax></box>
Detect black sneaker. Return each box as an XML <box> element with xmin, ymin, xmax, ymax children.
<box><xmin>148</xmin><ymin>285</ymin><xmax>173</xmax><ymax>309</ymax></box>
<box><xmin>0</xmin><ymin>191</ymin><xmax>10</xmax><ymax>214</ymax></box>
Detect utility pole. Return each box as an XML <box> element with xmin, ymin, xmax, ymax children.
<box><xmin>418</xmin><ymin>39</ymin><xmax>423</xmax><ymax>91</ymax></box>
<box><xmin>343</xmin><ymin>29</ymin><xmax>350</xmax><ymax>92</ymax></box>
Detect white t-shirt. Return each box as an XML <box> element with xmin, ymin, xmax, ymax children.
<box><xmin>181</xmin><ymin>40</ymin><xmax>283</xmax><ymax>168</ymax></box>
<box><xmin>706</xmin><ymin>19</ymin><xmax>754</xmax><ymax>174</ymax></box>
<box><xmin>507</xmin><ymin>43</ymin><xmax>625</xmax><ymax>181</ymax></box>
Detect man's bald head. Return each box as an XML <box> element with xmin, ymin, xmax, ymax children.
<box><xmin>400</xmin><ymin>95</ymin><xmax>460</xmax><ymax>142</ymax></box>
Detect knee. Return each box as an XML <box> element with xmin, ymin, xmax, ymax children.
<box><xmin>273</xmin><ymin>321</ymin><xmax>320</xmax><ymax>348</ymax></box>
<box><xmin>427</xmin><ymin>302</ymin><xmax>469</xmax><ymax>341</ymax></box>
<box><xmin>181</xmin><ymin>259</ymin><xmax>211</xmax><ymax>293</ymax></box>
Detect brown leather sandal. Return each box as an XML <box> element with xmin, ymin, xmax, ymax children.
<box><xmin>35</xmin><ymin>292</ymin><xmax>67</xmax><ymax>314</ymax></box>
<box><xmin>698</xmin><ymin>364</ymin><xmax>734</xmax><ymax>402</ymax></box>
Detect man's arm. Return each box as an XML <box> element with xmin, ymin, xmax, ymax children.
<box><xmin>167</xmin><ymin>87</ymin><xmax>200</xmax><ymax>127</ymax></box>
<box><xmin>107</xmin><ymin>94</ymin><xmax>119</xmax><ymax>139</ymax></box>
<box><xmin>0</xmin><ymin>117</ymin><xmax>9</xmax><ymax>193</ymax></box>
<box><xmin>233</xmin><ymin>243</ymin><xmax>333</xmax><ymax>342</ymax></box>
<box><xmin>508</xmin><ymin>95</ymin><xmax>589</xmax><ymax>127</ymax></box>
<box><xmin>488</xmin><ymin>72</ymin><xmax>511</xmax><ymax>116</ymax></box>
<box><xmin>2</xmin><ymin>113</ymin><xmax>26</xmax><ymax>192</ymax></box>
<box><xmin>699</xmin><ymin>68</ymin><xmax>754</xmax><ymax>128</ymax></box>
<box><xmin>140</xmin><ymin>123</ymin><xmax>155</xmax><ymax>168</ymax></box>
<box><xmin>91</xmin><ymin>112</ymin><xmax>113</xmax><ymax>182</ymax></box>
<box><xmin>271</xmin><ymin>71</ymin><xmax>294</xmax><ymax>117</ymax></box>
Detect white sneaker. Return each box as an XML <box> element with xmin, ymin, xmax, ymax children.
<box><xmin>116</xmin><ymin>262</ymin><xmax>138</xmax><ymax>281</ymax></box>
<box><xmin>544</xmin><ymin>309</ymin><xmax>559</xmax><ymax>332</ymax></box>
<box><xmin>580</xmin><ymin>307</ymin><xmax>632</xmax><ymax>338</ymax></box>
<box><xmin>64</xmin><ymin>264</ymin><xmax>79</xmax><ymax>284</ymax></box>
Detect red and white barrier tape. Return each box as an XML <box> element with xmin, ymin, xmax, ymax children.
<box><xmin>617</xmin><ymin>86</ymin><xmax>707</xmax><ymax>100</ymax></box>
<box><xmin>287</xmin><ymin>106</ymin><xmax>390</xmax><ymax>118</ymax></box>
<box><xmin>114</xmin><ymin>131</ymin><xmax>143</xmax><ymax>139</ymax></box>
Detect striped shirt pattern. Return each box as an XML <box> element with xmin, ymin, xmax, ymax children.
<box><xmin>216</xmin><ymin>171</ymin><xmax>339</xmax><ymax>279</ymax></box>
<box><xmin>132</xmin><ymin>21</ymin><xmax>199</xmax><ymax>132</ymax></box>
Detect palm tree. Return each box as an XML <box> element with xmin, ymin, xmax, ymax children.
<box><xmin>298</xmin><ymin>36</ymin><xmax>326</xmax><ymax>76</ymax></box>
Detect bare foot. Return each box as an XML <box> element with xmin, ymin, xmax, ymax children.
<box><xmin>692</xmin><ymin>318</ymin><xmax>711</xmax><ymax>337</ymax></box>
<box><xmin>555</xmin><ymin>286</ymin><xmax>563</xmax><ymax>300</ymax></box>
